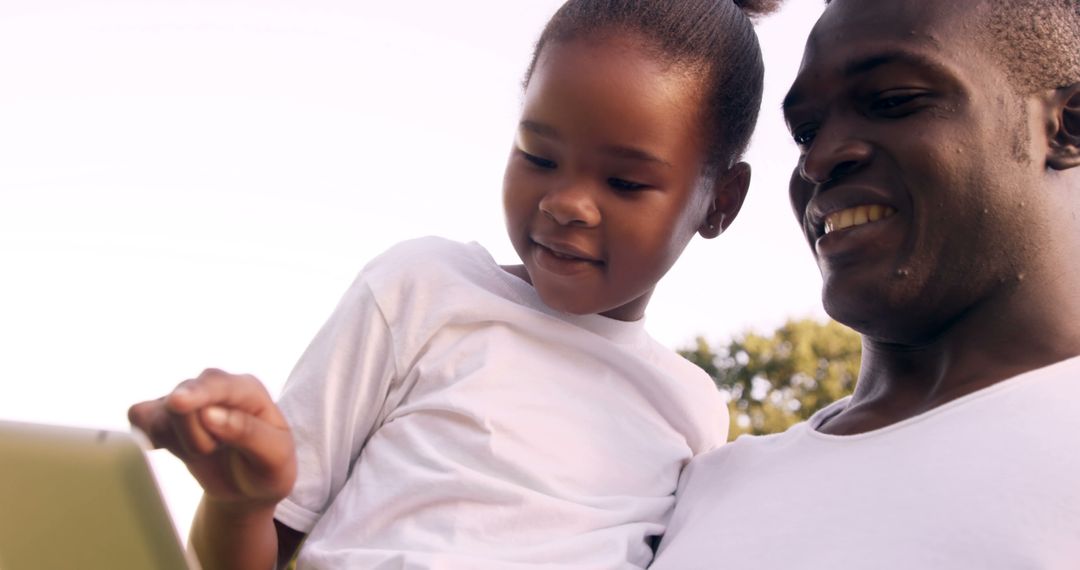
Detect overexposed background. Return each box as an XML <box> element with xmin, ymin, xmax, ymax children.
<box><xmin>0</xmin><ymin>0</ymin><xmax>825</xmax><ymax>536</ymax></box>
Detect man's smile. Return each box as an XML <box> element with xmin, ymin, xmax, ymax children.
<box><xmin>801</xmin><ymin>186</ymin><xmax>908</xmax><ymax>263</ymax></box>
<box><xmin>823</xmin><ymin>204</ymin><xmax>897</xmax><ymax>235</ymax></box>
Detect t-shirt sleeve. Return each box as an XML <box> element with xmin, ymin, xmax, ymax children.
<box><xmin>698</xmin><ymin>386</ymin><xmax>729</xmax><ymax>453</ymax></box>
<box><xmin>654</xmin><ymin>344</ymin><xmax>730</xmax><ymax>455</ymax></box>
<box><xmin>273</xmin><ymin>276</ymin><xmax>400</xmax><ymax>533</ymax></box>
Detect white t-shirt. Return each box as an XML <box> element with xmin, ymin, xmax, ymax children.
<box><xmin>651</xmin><ymin>354</ymin><xmax>1080</xmax><ymax>569</ymax></box>
<box><xmin>273</xmin><ymin>237</ymin><xmax>727</xmax><ymax>569</ymax></box>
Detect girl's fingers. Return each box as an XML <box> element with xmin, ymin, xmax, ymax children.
<box><xmin>128</xmin><ymin>398</ymin><xmax>175</xmax><ymax>449</ymax></box>
<box><xmin>199</xmin><ymin>406</ymin><xmax>296</xmax><ymax>495</ymax></box>
<box><xmin>131</xmin><ymin>369</ymin><xmax>293</xmax><ymax>475</ymax></box>
<box><xmin>172</xmin><ymin>404</ymin><xmax>220</xmax><ymax>456</ymax></box>
<box><xmin>164</xmin><ymin>369</ymin><xmax>287</xmax><ymax>428</ymax></box>
<box><xmin>128</xmin><ymin>371</ymin><xmax>296</xmax><ymax>503</ymax></box>
<box><xmin>128</xmin><ymin>397</ymin><xmax>218</xmax><ymax>456</ymax></box>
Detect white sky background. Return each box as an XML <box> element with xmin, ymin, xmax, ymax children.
<box><xmin>0</xmin><ymin>0</ymin><xmax>825</xmax><ymax>536</ymax></box>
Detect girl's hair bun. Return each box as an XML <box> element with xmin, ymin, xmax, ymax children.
<box><xmin>733</xmin><ymin>0</ymin><xmax>785</xmax><ymax>18</ymax></box>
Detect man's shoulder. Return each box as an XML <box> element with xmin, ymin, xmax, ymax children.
<box><xmin>685</xmin><ymin>396</ymin><xmax>853</xmax><ymax>470</ymax></box>
<box><xmin>691</xmin><ymin>420</ymin><xmax>813</xmax><ymax>469</ymax></box>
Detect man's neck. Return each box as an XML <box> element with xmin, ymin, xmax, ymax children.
<box><xmin>818</xmin><ymin>271</ymin><xmax>1080</xmax><ymax>435</ymax></box>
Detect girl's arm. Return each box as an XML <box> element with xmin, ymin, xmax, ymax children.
<box><xmin>188</xmin><ymin>496</ymin><xmax>279</xmax><ymax>570</ymax></box>
<box><xmin>186</xmin><ymin>500</ymin><xmax>308</xmax><ymax>570</ymax></box>
<box><xmin>184</xmin><ymin>498</ymin><xmax>306</xmax><ymax>570</ymax></box>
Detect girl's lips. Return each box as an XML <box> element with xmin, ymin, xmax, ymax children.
<box><xmin>528</xmin><ymin>237</ymin><xmax>603</xmax><ymax>277</ymax></box>
<box><xmin>531</xmin><ymin>237</ymin><xmax>601</xmax><ymax>264</ymax></box>
<box><xmin>531</xmin><ymin>243</ymin><xmax>601</xmax><ymax>276</ymax></box>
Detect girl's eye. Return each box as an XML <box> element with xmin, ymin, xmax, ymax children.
<box><xmin>521</xmin><ymin>150</ymin><xmax>556</xmax><ymax>169</ymax></box>
<box><xmin>792</xmin><ymin>127</ymin><xmax>817</xmax><ymax>148</ymax></box>
<box><xmin>607</xmin><ymin>177</ymin><xmax>648</xmax><ymax>192</ymax></box>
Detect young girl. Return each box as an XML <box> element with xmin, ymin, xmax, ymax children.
<box><xmin>129</xmin><ymin>0</ymin><xmax>781</xmax><ymax>568</ymax></box>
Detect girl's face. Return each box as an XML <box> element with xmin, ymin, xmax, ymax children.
<box><xmin>503</xmin><ymin>36</ymin><xmax>732</xmax><ymax>321</ymax></box>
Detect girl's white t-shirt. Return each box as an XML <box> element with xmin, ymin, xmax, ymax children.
<box><xmin>274</xmin><ymin>237</ymin><xmax>728</xmax><ymax>569</ymax></box>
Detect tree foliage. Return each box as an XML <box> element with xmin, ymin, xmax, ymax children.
<box><xmin>680</xmin><ymin>318</ymin><xmax>862</xmax><ymax>440</ymax></box>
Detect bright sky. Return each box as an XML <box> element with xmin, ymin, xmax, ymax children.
<box><xmin>0</xmin><ymin>0</ymin><xmax>825</xmax><ymax>536</ymax></box>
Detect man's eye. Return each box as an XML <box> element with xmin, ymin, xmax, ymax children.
<box><xmin>870</xmin><ymin>91</ymin><xmax>925</xmax><ymax>115</ymax></box>
<box><xmin>521</xmin><ymin>151</ymin><xmax>556</xmax><ymax>169</ymax></box>
<box><xmin>608</xmin><ymin>178</ymin><xmax>648</xmax><ymax>192</ymax></box>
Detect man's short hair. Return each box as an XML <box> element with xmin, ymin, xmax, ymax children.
<box><xmin>823</xmin><ymin>0</ymin><xmax>1080</xmax><ymax>93</ymax></box>
<box><xmin>986</xmin><ymin>0</ymin><xmax>1080</xmax><ymax>92</ymax></box>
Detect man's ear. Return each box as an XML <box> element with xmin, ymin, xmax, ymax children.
<box><xmin>1047</xmin><ymin>82</ymin><xmax>1080</xmax><ymax>171</ymax></box>
<box><xmin>698</xmin><ymin>161</ymin><xmax>751</xmax><ymax>239</ymax></box>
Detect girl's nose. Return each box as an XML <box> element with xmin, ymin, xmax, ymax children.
<box><xmin>538</xmin><ymin>185</ymin><xmax>600</xmax><ymax>227</ymax></box>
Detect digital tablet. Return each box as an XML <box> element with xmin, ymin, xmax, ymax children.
<box><xmin>0</xmin><ymin>419</ymin><xmax>195</xmax><ymax>569</ymax></box>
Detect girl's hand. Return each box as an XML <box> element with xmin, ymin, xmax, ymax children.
<box><xmin>128</xmin><ymin>369</ymin><xmax>297</xmax><ymax>509</ymax></box>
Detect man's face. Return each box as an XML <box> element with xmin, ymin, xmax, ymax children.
<box><xmin>783</xmin><ymin>0</ymin><xmax>1047</xmax><ymax>341</ymax></box>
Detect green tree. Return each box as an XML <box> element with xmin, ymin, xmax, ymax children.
<box><xmin>680</xmin><ymin>318</ymin><xmax>862</xmax><ymax>440</ymax></box>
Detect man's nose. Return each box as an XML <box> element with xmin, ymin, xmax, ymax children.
<box><xmin>799</xmin><ymin>130</ymin><xmax>872</xmax><ymax>185</ymax></box>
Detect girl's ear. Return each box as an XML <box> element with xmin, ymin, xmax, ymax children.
<box><xmin>698</xmin><ymin>161</ymin><xmax>751</xmax><ymax>239</ymax></box>
<box><xmin>1046</xmin><ymin>82</ymin><xmax>1080</xmax><ymax>171</ymax></box>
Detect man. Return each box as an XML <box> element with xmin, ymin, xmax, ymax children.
<box><xmin>650</xmin><ymin>0</ymin><xmax>1080</xmax><ymax>567</ymax></box>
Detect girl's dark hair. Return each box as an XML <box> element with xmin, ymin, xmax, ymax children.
<box><xmin>525</xmin><ymin>0</ymin><xmax>783</xmax><ymax>172</ymax></box>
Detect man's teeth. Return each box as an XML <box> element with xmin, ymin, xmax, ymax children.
<box><xmin>823</xmin><ymin>205</ymin><xmax>896</xmax><ymax>234</ymax></box>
